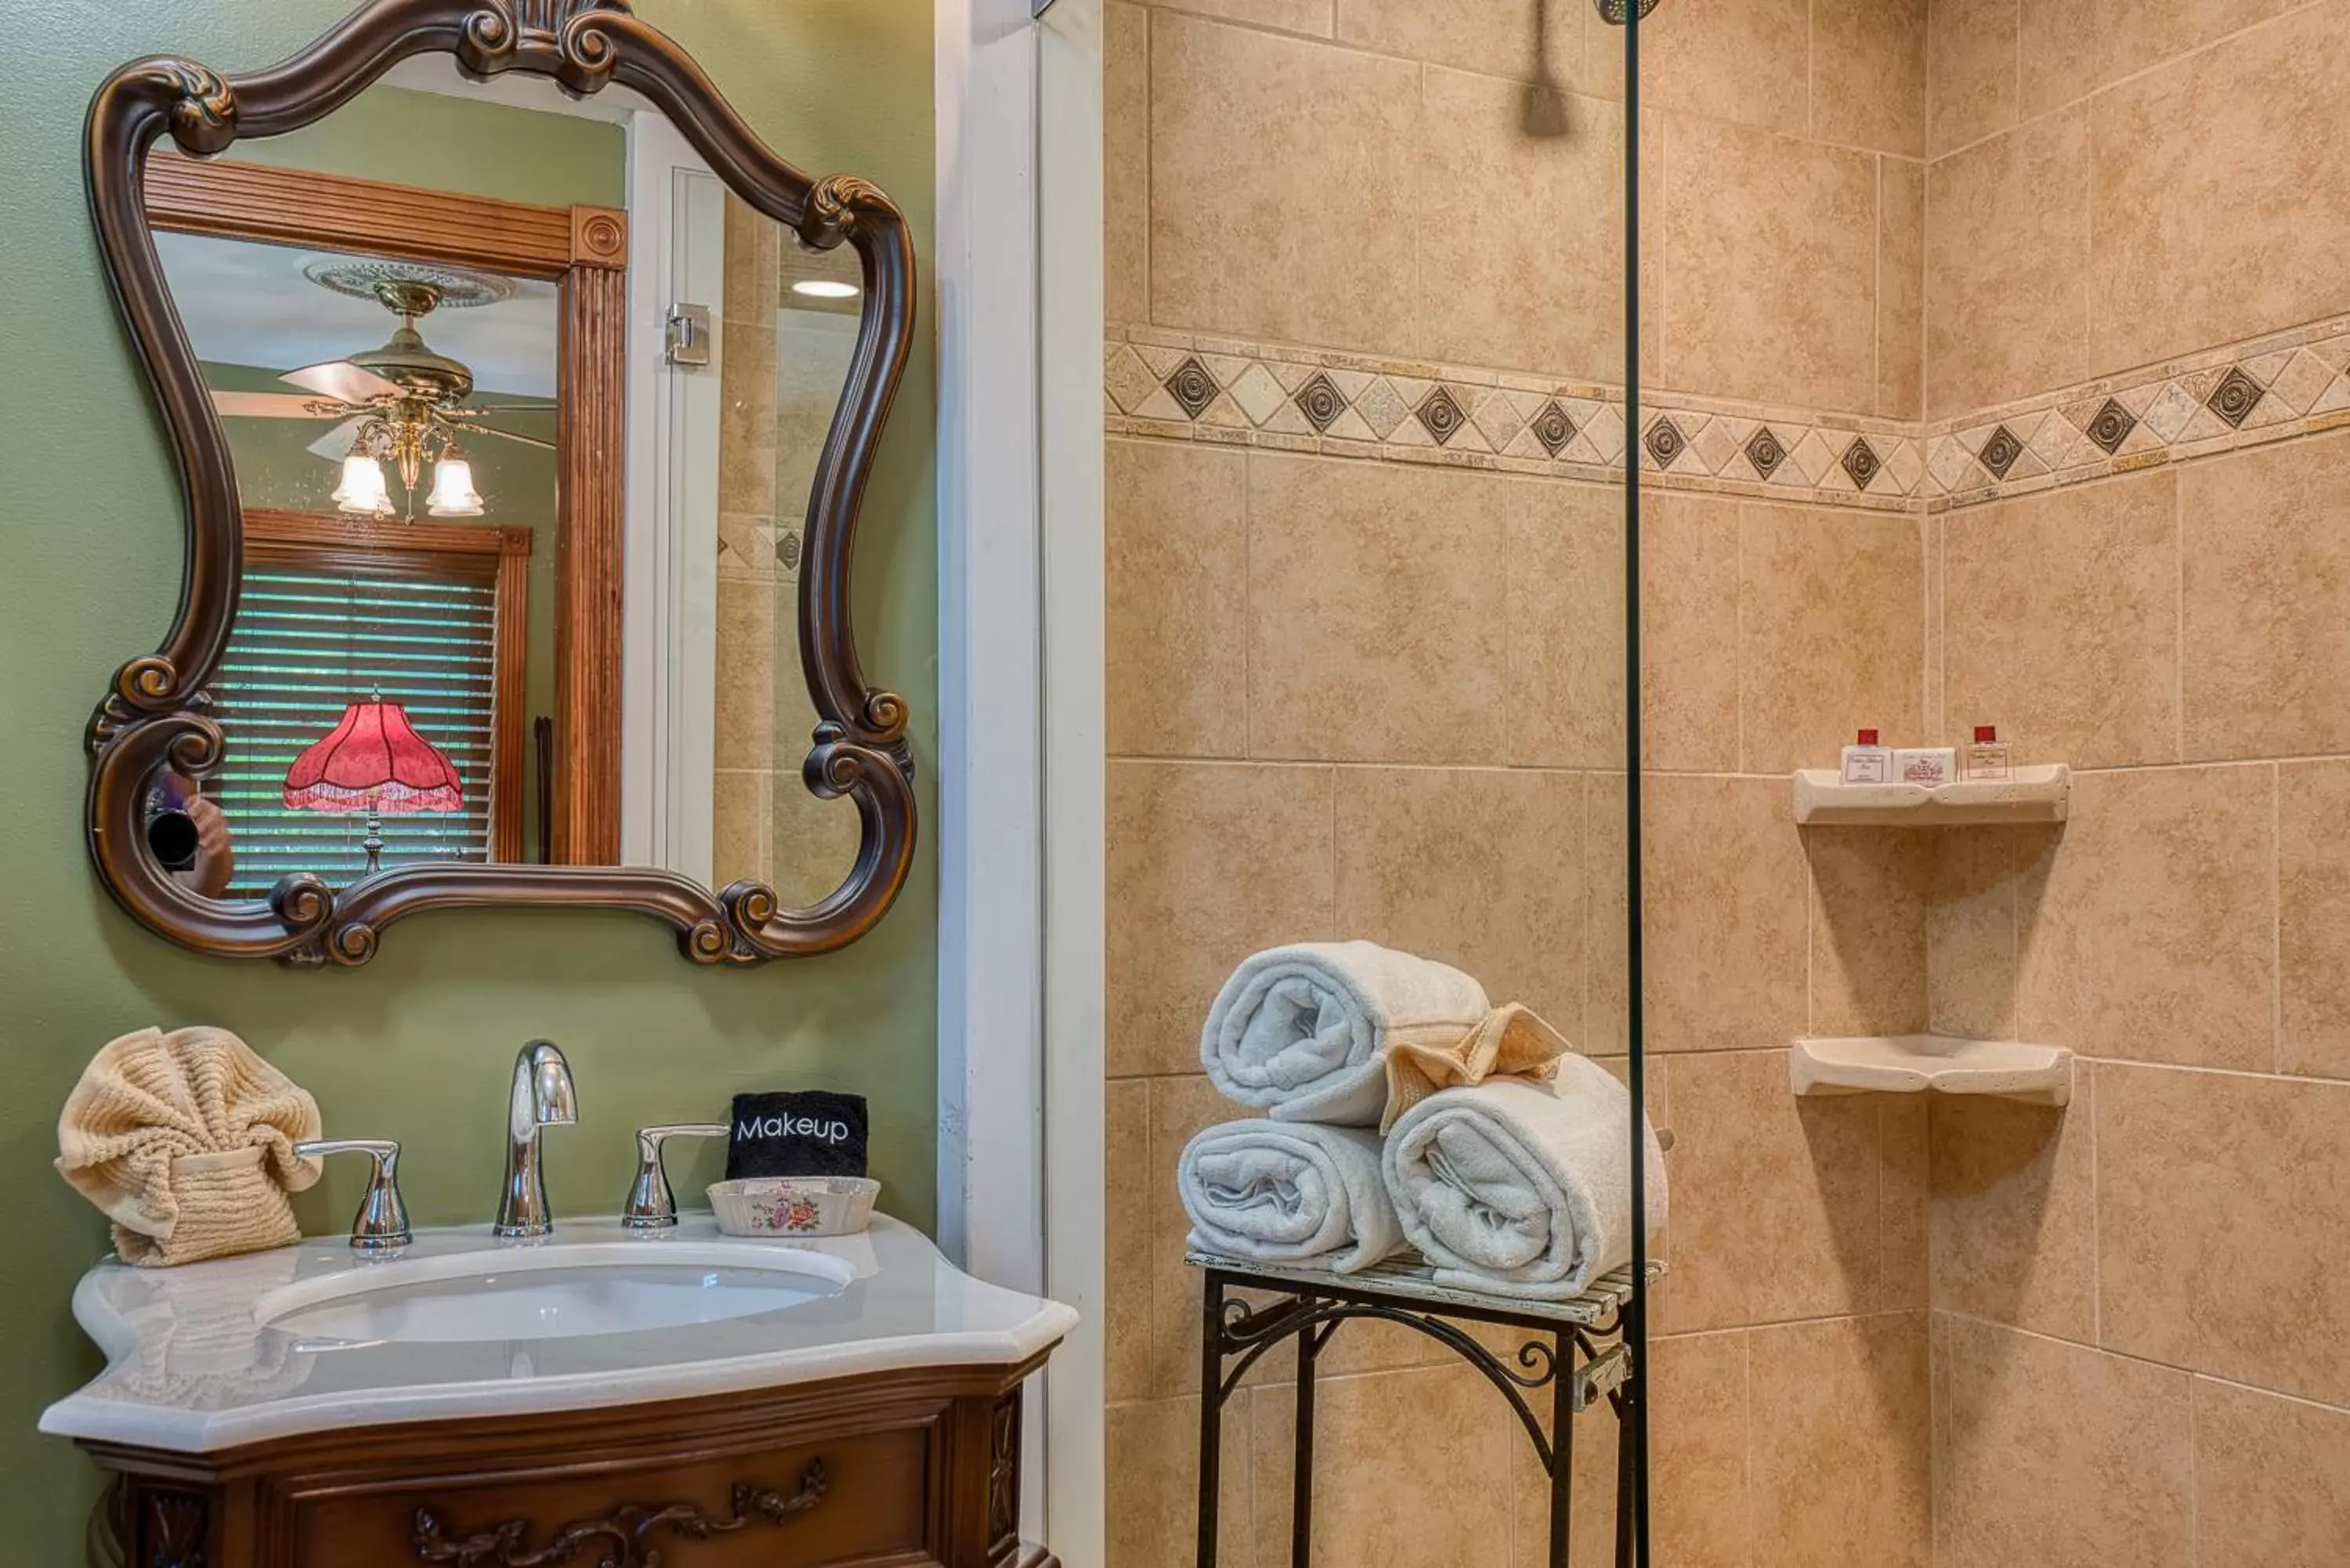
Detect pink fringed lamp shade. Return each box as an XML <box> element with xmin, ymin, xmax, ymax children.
<box><xmin>282</xmin><ymin>700</ymin><xmax>465</xmax><ymax>814</ymax></box>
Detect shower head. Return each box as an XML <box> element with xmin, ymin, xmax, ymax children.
<box><xmin>1595</xmin><ymin>0</ymin><xmax>1661</xmax><ymax>20</ymax></box>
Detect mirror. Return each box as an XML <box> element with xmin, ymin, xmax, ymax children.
<box><xmin>85</xmin><ymin>2</ymin><xmax>916</xmax><ymax>965</ymax></box>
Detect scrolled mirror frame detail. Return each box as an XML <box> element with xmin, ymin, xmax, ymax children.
<box><xmin>81</xmin><ymin>0</ymin><xmax>920</xmax><ymax>966</ymax></box>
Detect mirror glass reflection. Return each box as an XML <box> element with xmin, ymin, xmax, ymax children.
<box><xmin>143</xmin><ymin>64</ymin><xmax>863</xmax><ymax>906</ymax></box>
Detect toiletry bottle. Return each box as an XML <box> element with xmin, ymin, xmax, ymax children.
<box><xmin>1895</xmin><ymin>746</ymin><xmax>1958</xmax><ymax>785</ymax></box>
<box><xmin>1964</xmin><ymin>725</ymin><xmax>2012</xmax><ymax>781</ymax></box>
<box><xmin>1840</xmin><ymin>728</ymin><xmax>1892</xmax><ymax>784</ymax></box>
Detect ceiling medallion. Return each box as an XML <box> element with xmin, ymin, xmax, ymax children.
<box><xmin>302</xmin><ymin>257</ymin><xmax>515</xmax><ymax>309</ymax></box>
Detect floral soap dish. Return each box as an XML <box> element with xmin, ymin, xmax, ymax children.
<box><xmin>707</xmin><ymin>1176</ymin><xmax>881</xmax><ymax>1237</ymax></box>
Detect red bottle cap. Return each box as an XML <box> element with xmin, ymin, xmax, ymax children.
<box><xmin>1856</xmin><ymin>729</ymin><xmax>1879</xmax><ymax>745</ymax></box>
<box><xmin>1974</xmin><ymin>725</ymin><xmax>1998</xmax><ymax>743</ymax></box>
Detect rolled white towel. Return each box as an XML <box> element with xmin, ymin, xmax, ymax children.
<box><xmin>1179</xmin><ymin>1119</ymin><xmax>1405</xmax><ymax>1274</ymax></box>
<box><xmin>1200</xmin><ymin>941</ymin><xmax>1491</xmax><ymax>1126</ymax></box>
<box><xmin>1382</xmin><ymin>1059</ymin><xmax>1668</xmax><ymax>1300</ymax></box>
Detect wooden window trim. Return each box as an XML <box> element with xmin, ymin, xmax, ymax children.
<box><xmin>240</xmin><ymin>508</ymin><xmax>533</xmax><ymax>862</ymax></box>
<box><xmin>147</xmin><ymin>157</ymin><xmax>626</xmax><ymax>863</ymax></box>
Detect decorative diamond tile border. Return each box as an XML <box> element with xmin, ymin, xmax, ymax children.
<box><xmin>1103</xmin><ymin>325</ymin><xmax>1923</xmax><ymax>511</ymax></box>
<box><xmin>1108</xmin><ymin>312</ymin><xmax>2350</xmax><ymax>516</ymax></box>
<box><xmin>1920</xmin><ymin>312</ymin><xmax>2350</xmax><ymax>510</ymax></box>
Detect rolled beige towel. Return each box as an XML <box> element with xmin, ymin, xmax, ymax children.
<box><xmin>56</xmin><ymin>1026</ymin><xmax>324</xmax><ymax>1267</ymax></box>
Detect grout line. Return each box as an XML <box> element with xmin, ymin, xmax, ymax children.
<box><xmin>2088</xmin><ymin>1061</ymin><xmax>2102</xmax><ymax>1349</ymax></box>
<box><xmin>1734</xmin><ymin>503</ymin><xmax>1748</xmax><ymax>772</ymax></box>
<box><xmin>2272</xmin><ymin>761</ymin><xmax>2284</xmax><ymax>1075</ymax></box>
<box><xmin>1805</xmin><ymin>0</ymin><xmax>1817</xmax><ymax>140</ymax></box>
<box><xmin>1874</xmin><ymin>154</ymin><xmax>1885</xmax><ymax>428</ymax></box>
<box><xmin>2188</xmin><ymin>1375</ymin><xmax>2202</xmax><ymax>1568</ymax></box>
<box><xmin>2174</xmin><ymin>471</ymin><xmax>2186</xmax><ymax>764</ymax></box>
<box><xmin>2083</xmin><ymin>96</ymin><xmax>2097</xmax><ymax>383</ymax></box>
<box><xmin>2012</xmin><ymin>0</ymin><xmax>2023</xmax><ymax>125</ymax></box>
<box><xmin>1241</xmin><ymin>451</ymin><xmax>1254</xmax><ymax>763</ymax></box>
<box><xmin>1802</xmin><ymin>821</ymin><xmax>1817</xmax><ymax>1038</ymax></box>
<box><xmin>1133</xmin><ymin>2</ymin><xmax>1142</xmax><ymax>322</ymax></box>
<box><xmin>1932</xmin><ymin>1303</ymin><xmax>2350</xmax><ymax>1424</ymax></box>
<box><xmin>1326</xmin><ymin>746</ymin><xmax>1340</xmax><ymax>931</ymax></box>
<box><xmin>1583</xmin><ymin>769</ymin><xmax>1597</xmax><ymax>1050</ymax></box>
<box><xmin>1739</xmin><ymin>1328</ymin><xmax>1756</xmax><ymax>1555</ymax></box>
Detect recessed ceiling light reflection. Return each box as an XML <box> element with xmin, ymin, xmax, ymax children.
<box><xmin>791</xmin><ymin>280</ymin><xmax>860</xmax><ymax>300</ymax></box>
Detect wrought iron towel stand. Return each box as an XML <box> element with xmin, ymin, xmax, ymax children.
<box><xmin>1190</xmin><ymin>1250</ymin><xmax>1652</xmax><ymax>1568</ymax></box>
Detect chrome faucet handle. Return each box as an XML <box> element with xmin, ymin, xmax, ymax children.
<box><xmin>294</xmin><ymin>1138</ymin><xmax>412</xmax><ymax>1250</ymax></box>
<box><xmin>622</xmin><ymin>1123</ymin><xmax>729</xmax><ymax>1230</ymax></box>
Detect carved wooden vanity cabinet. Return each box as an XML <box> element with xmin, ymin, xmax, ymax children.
<box><xmin>85</xmin><ymin>1359</ymin><xmax>1053</xmax><ymax>1568</ymax></box>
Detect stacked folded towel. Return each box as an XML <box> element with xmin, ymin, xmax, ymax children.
<box><xmin>1177</xmin><ymin>1121</ymin><xmax>1400</xmax><ymax>1274</ymax></box>
<box><xmin>1178</xmin><ymin>940</ymin><xmax>1668</xmax><ymax>1295</ymax></box>
<box><xmin>1385</xmin><ymin>1061</ymin><xmax>1667</xmax><ymax>1299</ymax></box>
<box><xmin>1202</xmin><ymin>941</ymin><xmax>1491</xmax><ymax>1126</ymax></box>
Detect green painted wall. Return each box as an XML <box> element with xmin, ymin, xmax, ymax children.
<box><xmin>229</xmin><ymin>82</ymin><xmax>627</xmax><ymax>207</ymax></box>
<box><xmin>0</xmin><ymin>2</ymin><xmax>936</xmax><ymax>1553</ymax></box>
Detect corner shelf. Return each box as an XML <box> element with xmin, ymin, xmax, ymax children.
<box><xmin>1791</xmin><ymin>764</ymin><xmax>2069</xmax><ymax>826</ymax></box>
<box><xmin>1790</xmin><ymin>1035</ymin><xmax>2073</xmax><ymax>1105</ymax></box>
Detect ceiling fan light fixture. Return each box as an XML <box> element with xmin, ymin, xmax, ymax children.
<box><xmin>425</xmin><ymin>455</ymin><xmax>485</xmax><ymax>518</ymax></box>
<box><xmin>332</xmin><ymin>453</ymin><xmax>390</xmax><ymax>516</ymax></box>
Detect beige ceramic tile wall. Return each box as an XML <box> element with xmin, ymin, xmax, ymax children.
<box><xmin>1919</xmin><ymin>5</ymin><xmax>2350</xmax><ymax>1565</ymax></box>
<box><xmin>1925</xmin><ymin>428</ymin><xmax>2350</xmax><ymax>1566</ymax></box>
<box><xmin>1105</xmin><ymin>2</ymin><xmax>1943</xmax><ymax>1564</ymax></box>
<box><xmin>1923</xmin><ymin>0</ymin><xmax>2350</xmax><ymax>417</ymax></box>
<box><xmin>1118</xmin><ymin>0</ymin><xmax>1926</xmax><ymax>420</ymax></box>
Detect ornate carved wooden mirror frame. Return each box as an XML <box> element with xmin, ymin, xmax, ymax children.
<box><xmin>84</xmin><ymin>0</ymin><xmax>918</xmax><ymax>966</ymax></box>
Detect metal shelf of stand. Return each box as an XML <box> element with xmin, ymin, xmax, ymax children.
<box><xmin>1187</xmin><ymin>1248</ymin><xmax>1661</xmax><ymax>1568</ymax></box>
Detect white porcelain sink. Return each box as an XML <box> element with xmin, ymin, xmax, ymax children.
<box><xmin>41</xmin><ymin>1216</ymin><xmax>1078</xmax><ymax>1454</ymax></box>
<box><xmin>260</xmin><ymin>1244</ymin><xmax>849</xmax><ymax>1346</ymax></box>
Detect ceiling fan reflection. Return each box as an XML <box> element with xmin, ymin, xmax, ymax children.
<box><xmin>207</xmin><ymin>268</ymin><xmax>553</xmax><ymax>520</ymax></box>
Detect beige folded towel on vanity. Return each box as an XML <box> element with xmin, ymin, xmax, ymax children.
<box><xmin>1380</xmin><ymin>1003</ymin><xmax>1571</xmax><ymax>1133</ymax></box>
<box><xmin>56</xmin><ymin>1027</ymin><xmax>323</xmax><ymax>1267</ymax></box>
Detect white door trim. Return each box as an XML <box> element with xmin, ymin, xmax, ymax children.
<box><xmin>1036</xmin><ymin>3</ymin><xmax>1107</xmax><ymax>1565</ymax></box>
<box><xmin>619</xmin><ymin>115</ymin><xmax>721</xmax><ymax>880</ymax></box>
<box><xmin>935</xmin><ymin>0</ymin><xmax>1105</xmax><ymax>1563</ymax></box>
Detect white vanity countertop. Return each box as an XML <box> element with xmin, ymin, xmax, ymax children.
<box><xmin>39</xmin><ymin>1214</ymin><xmax>1077</xmax><ymax>1454</ymax></box>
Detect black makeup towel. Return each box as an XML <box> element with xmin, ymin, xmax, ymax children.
<box><xmin>725</xmin><ymin>1090</ymin><xmax>870</xmax><ymax>1180</ymax></box>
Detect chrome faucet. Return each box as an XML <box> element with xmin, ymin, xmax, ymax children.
<box><xmin>494</xmin><ymin>1039</ymin><xmax>577</xmax><ymax>1238</ymax></box>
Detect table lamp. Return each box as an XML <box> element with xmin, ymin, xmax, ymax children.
<box><xmin>282</xmin><ymin>694</ymin><xmax>465</xmax><ymax>876</ymax></box>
